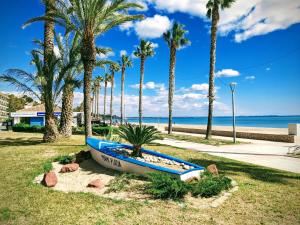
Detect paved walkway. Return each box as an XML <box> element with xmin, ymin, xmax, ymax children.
<box><xmin>155</xmin><ymin>137</ymin><xmax>300</xmax><ymax>174</ymax></box>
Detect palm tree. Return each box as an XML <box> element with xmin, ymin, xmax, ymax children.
<box><xmin>163</xmin><ymin>22</ymin><xmax>190</xmax><ymax>134</ymax></box>
<box><xmin>0</xmin><ymin>52</ymin><xmax>67</xmax><ymax>138</ymax></box>
<box><xmin>23</xmin><ymin>0</ymin><xmax>58</xmax><ymax>141</ymax></box>
<box><xmin>205</xmin><ymin>0</ymin><xmax>235</xmax><ymax>139</ymax></box>
<box><xmin>117</xmin><ymin>124</ymin><xmax>160</xmax><ymax>157</ymax></box>
<box><xmin>24</xmin><ymin>0</ymin><xmax>144</xmax><ymax>143</ymax></box>
<box><xmin>133</xmin><ymin>40</ymin><xmax>155</xmax><ymax>126</ymax></box>
<box><xmin>94</xmin><ymin>75</ymin><xmax>104</xmax><ymax>118</ymax></box>
<box><xmin>54</xmin><ymin>32</ymin><xmax>83</xmax><ymax>138</ymax></box>
<box><xmin>109</xmin><ymin>63</ymin><xmax>120</xmax><ymax>125</ymax></box>
<box><xmin>103</xmin><ymin>73</ymin><xmax>111</xmax><ymax>124</ymax></box>
<box><xmin>119</xmin><ymin>54</ymin><xmax>132</xmax><ymax>124</ymax></box>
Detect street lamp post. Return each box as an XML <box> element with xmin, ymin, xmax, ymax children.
<box><xmin>229</xmin><ymin>82</ymin><xmax>237</xmax><ymax>143</ymax></box>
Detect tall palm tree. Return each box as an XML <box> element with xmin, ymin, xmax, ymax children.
<box><xmin>109</xmin><ymin>63</ymin><xmax>120</xmax><ymax>125</ymax></box>
<box><xmin>205</xmin><ymin>0</ymin><xmax>235</xmax><ymax>139</ymax></box>
<box><xmin>163</xmin><ymin>22</ymin><xmax>190</xmax><ymax>134</ymax></box>
<box><xmin>54</xmin><ymin>32</ymin><xmax>83</xmax><ymax>138</ymax></box>
<box><xmin>133</xmin><ymin>40</ymin><xmax>154</xmax><ymax>126</ymax></box>
<box><xmin>119</xmin><ymin>54</ymin><xmax>132</xmax><ymax>124</ymax></box>
<box><xmin>24</xmin><ymin>0</ymin><xmax>144</xmax><ymax>143</ymax></box>
<box><xmin>23</xmin><ymin>0</ymin><xmax>58</xmax><ymax>142</ymax></box>
<box><xmin>103</xmin><ymin>73</ymin><xmax>111</xmax><ymax>124</ymax></box>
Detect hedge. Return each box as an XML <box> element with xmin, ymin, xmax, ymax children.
<box><xmin>13</xmin><ymin>123</ymin><xmax>117</xmax><ymax>136</ymax></box>
<box><xmin>72</xmin><ymin>125</ymin><xmax>118</xmax><ymax>136</ymax></box>
<box><xmin>12</xmin><ymin>123</ymin><xmax>45</xmax><ymax>133</ymax></box>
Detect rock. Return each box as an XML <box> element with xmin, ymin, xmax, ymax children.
<box><xmin>207</xmin><ymin>164</ymin><xmax>219</xmax><ymax>175</ymax></box>
<box><xmin>183</xmin><ymin>165</ymin><xmax>190</xmax><ymax>170</ymax></box>
<box><xmin>42</xmin><ymin>172</ymin><xmax>57</xmax><ymax>187</ymax></box>
<box><xmin>87</xmin><ymin>179</ymin><xmax>104</xmax><ymax>189</ymax></box>
<box><xmin>75</xmin><ymin>150</ymin><xmax>91</xmax><ymax>163</ymax></box>
<box><xmin>60</xmin><ymin>163</ymin><xmax>79</xmax><ymax>173</ymax></box>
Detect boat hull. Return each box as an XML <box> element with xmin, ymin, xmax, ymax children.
<box><xmin>87</xmin><ymin>137</ymin><xmax>204</xmax><ymax>181</ymax></box>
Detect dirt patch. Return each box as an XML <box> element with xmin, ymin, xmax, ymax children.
<box><xmin>34</xmin><ymin>159</ymin><xmax>238</xmax><ymax>209</ymax></box>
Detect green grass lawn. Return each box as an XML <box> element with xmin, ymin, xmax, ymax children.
<box><xmin>0</xmin><ymin>132</ymin><xmax>299</xmax><ymax>225</ymax></box>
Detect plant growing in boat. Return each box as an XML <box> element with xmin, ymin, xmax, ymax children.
<box><xmin>117</xmin><ymin>124</ymin><xmax>160</xmax><ymax>157</ymax></box>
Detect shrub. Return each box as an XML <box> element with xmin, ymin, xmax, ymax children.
<box><xmin>106</xmin><ymin>174</ymin><xmax>131</xmax><ymax>193</ymax></box>
<box><xmin>117</xmin><ymin>124</ymin><xmax>160</xmax><ymax>157</ymax></box>
<box><xmin>54</xmin><ymin>155</ymin><xmax>74</xmax><ymax>165</ymax></box>
<box><xmin>145</xmin><ymin>173</ymin><xmax>188</xmax><ymax>200</ymax></box>
<box><xmin>12</xmin><ymin>123</ymin><xmax>44</xmax><ymax>133</ymax></box>
<box><xmin>72</xmin><ymin>125</ymin><xmax>117</xmax><ymax>136</ymax></box>
<box><xmin>43</xmin><ymin>162</ymin><xmax>53</xmax><ymax>173</ymax></box>
<box><xmin>92</xmin><ymin>126</ymin><xmax>113</xmax><ymax>136</ymax></box>
<box><xmin>72</xmin><ymin>126</ymin><xmax>85</xmax><ymax>135</ymax></box>
<box><xmin>190</xmin><ymin>175</ymin><xmax>232</xmax><ymax>198</ymax></box>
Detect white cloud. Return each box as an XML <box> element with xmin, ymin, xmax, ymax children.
<box><xmin>150</xmin><ymin>42</ymin><xmax>159</xmax><ymax>48</ymax></box>
<box><xmin>134</xmin><ymin>15</ymin><xmax>171</xmax><ymax>39</ymax></box>
<box><xmin>147</xmin><ymin>0</ymin><xmax>300</xmax><ymax>42</ymax></box>
<box><xmin>130</xmin><ymin>81</ymin><xmax>165</xmax><ymax>91</ymax></box>
<box><xmin>215</xmin><ymin>69</ymin><xmax>240</xmax><ymax>78</ymax></box>
<box><xmin>119</xmin><ymin>21</ymin><xmax>134</xmax><ymax>31</ymax></box>
<box><xmin>191</xmin><ymin>83</ymin><xmax>209</xmax><ymax>92</ymax></box>
<box><xmin>245</xmin><ymin>75</ymin><xmax>255</xmax><ymax>80</ymax></box>
<box><xmin>96</xmin><ymin>51</ymin><xmax>115</xmax><ymax>59</ymax></box>
<box><xmin>266</xmin><ymin>67</ymin><xmax>271</xmax><ymax>71</ymax></box>
<box><xmin>120</xmin><ymin>50</ymin><xmax>127</xmax><ymax>56</ymax></box>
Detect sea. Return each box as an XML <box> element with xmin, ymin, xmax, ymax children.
<box><xmin>126</xmin><ymin>116</ymin><xmax>300</xmax><ymax>128</ymax></box>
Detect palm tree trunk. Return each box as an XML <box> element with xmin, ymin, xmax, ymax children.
<box><xmin>168</xmin><ymin>45</ymin><xmax>176</xmax><ymax>134</ymax></box>
<box><xmin>81</xmin><ymin>30</ymin><xmax>96</xmax><ymax>142</ymax></box>
<box><xmin>110</xmin><ymin>73</ymin><xmax>114</xmax><ymax>125</ymax></box>
<box><xmin>59</xmin><ymin>83</ymin><xmax>74</xmax><ymax>137</ymax></box>
<box><xmin>92</xmin><ymin>89</ymin><xmax>94</xmax><ymax>116</ymax></box>
<box><xmin>43</xmin><ymin>0</ymin><xmax>59</xmax><ymax>142</ymax></box>
<box><xmin>139</xmin><ymin>56</ymin><xmax>145</xmax><ymax>126</ymax></box>
<box><xmin>97</xmin><ymin>87</ymin><xmax>100</xmax><ymax>118</ymax></box>
<box><xmin>43</xmin><ymin>0</ymin><xmax>55</xmax><ymax>65</ymax></box>
<box><xmin>104</xmin><ymin>81</ymin><xmax>107</xmax><ymax>123</ymax></box>
<box><xmin>206</xmin><ymin>7</ymin><xmax>218</xmax><ymax>140</ymax></box>
<box><xmin>120</xmin><ymin>66</ymin><xmax>125</xmax><ymax>125</ymax></box>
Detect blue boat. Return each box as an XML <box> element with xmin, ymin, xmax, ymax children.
<box><xmin>87</xmin><ymin>137</ymin><xmax>204</xmax><ymax>181</ymax></box>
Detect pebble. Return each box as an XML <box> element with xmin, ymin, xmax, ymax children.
<box><xmin>183</xmin><ymin>165</ymin><xmax>190</xmax><ymax>170</ymax></box>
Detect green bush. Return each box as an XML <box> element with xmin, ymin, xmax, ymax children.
<box><xmin>72</xmin><ymin>125</ymin><xmax>117</xmax><ymax>136</ymax></box>
<box><xmin>72</xmin><ymin>126</ymin><xmax>85</xmax><ymax>135</ymax></box>
<box><xmin>190</xmin><ymin>175</ymin><xmax>232</xmax><ymax>198</ymax></box>
<box><xmin>145</xmin><ymin>173</ymin><xmax>189</xmax><ymax>200</ymax></box>
<box><xmin>12</xmin><ymin>123</ymin><xmax>45</xmax><ymax>133</ymax></box>
<box><xmin>43</xmin><ymin>162</ymin><xmax>53</xmax><ymax>173</ymax></box>
<box><xmin>54</xmin><ymin>155</ymin><xmax>74</xmax><ymax>165</ymax></box>
<box><xmin>106</xmin><ymin>174</ymin><xmax>131</xmax><ymax>193</ymax></box>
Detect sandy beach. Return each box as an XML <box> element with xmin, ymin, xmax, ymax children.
<box><xmin>140</xmin><ymin>123</ymin><xmax>288</xmax><ymax>135</ymax></box>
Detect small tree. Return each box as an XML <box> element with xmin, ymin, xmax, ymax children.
<box><xmin>117</xmin><ymin>124</ymin><xmax>160</xmax><ymax>157</ymax></box>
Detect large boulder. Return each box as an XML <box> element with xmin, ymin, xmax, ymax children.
<box><xmin>60</xmin><ymin>163</ymin><xmax>79</xmax><ymax>173</ymax></box>
<box><xmin>207</xmin><ymin>164</ymin><xmax>219</xmax><ymax>175</ymax></box>
<box><xmin>75</xmin><ymin>150</ymin><xmax>91</xmax><ymax>163</ymax></box>
<box><xmin>42</xmin><ymin>172</ymin><xmax>57</xmax><ymax>187</ymax></box>
<box><xmin>87</xmin><ymin>179</ymin><xmax>104</xmax><ymax>189</ymax></box>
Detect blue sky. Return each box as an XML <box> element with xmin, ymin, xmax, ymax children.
<box><xmin>0</xmin><ymin>0</ymin><xmax>300</xmax><ymax>117</ymax></box>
